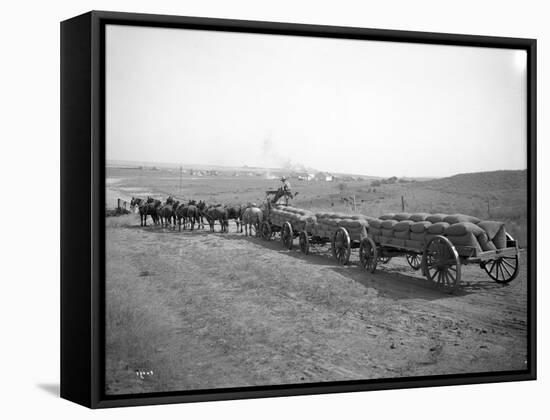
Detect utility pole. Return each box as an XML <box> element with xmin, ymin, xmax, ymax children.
<box><xmin>401</xmin><ymin>195</ymin><xmax>405</xmax><ymax>212</ymax></box>
<box><xmin>179</xmin><ymin>166</ymin><xmax>183</xmax><ymax>197</ymax></box>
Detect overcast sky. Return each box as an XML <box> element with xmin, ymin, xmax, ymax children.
<box><xmin>106</xmin><ymin>24</ymin><xmax>527</xmax><ymax>177</ymax></box>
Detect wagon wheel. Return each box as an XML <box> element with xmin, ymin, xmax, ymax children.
<box><xmin>281</xmin><ymin>222</ymin><xmax>294</xmax><ymax>250</ymax></box>
<box><xmin>482</xmin><ymin>255</ymin><xmax>519</xmax><ymax>283</ymax></box>
<box><xmin>260</xmin><ymin>221</ymin><xmax>272</xmax><ymax>241</ymax></box>
<box><xmin>331</xmin><ymin>227</ymin><xmax>351</xmax><ymax>265</ymax></box>
<box><xmin>359</xmin><ymin>237</ymin><xmax>378</xmax><ymax>273</ymax></box>
<box><xmin>299</xmin><ymin>231</ymin><xmax>310</xmax><ymax>255</ymax></box>
<box><xmin>422</xmin><ymin>235</ymin><xmax>461</xmax><ymax>293</ymax></box>
<box><xmin>378</xmin><ymin>256</ymin><xmax>392</xmax><ymax>264</ymax></box>
<box><xmin>406</xmin><ymin>253</ymin><xmax>422</xmax><ymax>270</ymax></box>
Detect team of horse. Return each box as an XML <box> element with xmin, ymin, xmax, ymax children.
<box><xmin>130</xmin><ymin>196</ymin><xmax>263</xmax><ymax>236</ymax></box>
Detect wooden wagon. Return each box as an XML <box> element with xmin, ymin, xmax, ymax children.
<box><xmin>258</xmin><ymin>194</ymin><xmax>311</xmax><ymax>247</ymax></box>
<box><xmin>295</xmin><ymin>219</ymin><xmax>372</xmax><ymax>266</ymax></box>
<box><xmin>358</xmin><ymin>232</ymin><xmax>520</xmax><ymax>293</ymax></box>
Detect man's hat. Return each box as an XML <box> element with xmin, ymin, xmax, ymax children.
<box><xmin>281</xmin><ymin>176</ymin><xmax>287</xmax><ymax>181</ymax></box>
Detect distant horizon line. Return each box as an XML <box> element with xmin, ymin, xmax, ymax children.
<box><xmin>106</xmin><ymin>158</ymin><xmax>527</xmax><ymax>180</ymax></box>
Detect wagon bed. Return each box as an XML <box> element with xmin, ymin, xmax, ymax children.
<box><xmin>360</xmin><ymin>231</ymin><xmax>520</xmax><ymax>293</ymax></box>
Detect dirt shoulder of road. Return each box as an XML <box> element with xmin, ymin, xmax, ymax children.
<box><xmin>105</xmin><ymin>215</ymin><xmax>528</xmax><ymax>395</ymax></box>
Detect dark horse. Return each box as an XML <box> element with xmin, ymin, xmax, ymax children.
<box><xmin>224</xmin><ymin>204</ymin><xmax>243</xmax><ymax>233</ymax></box>
<box><xmin>132</xmin><ymin>196</ymin><xmax>160</xmax><ymax>226</ymax></box>
<box><xmin>157</xmin><ymin>196</ymin><xmax>176</xmax><ymax>228</ymax></box>
<box><xmin>175</xmin><ymin>201</ymin><xmax>188</xmax><ymax>231</ymax></box>
<box><xmin>204</xmin><ymin>205</ymin><xmax>229</xmax><ymax>233</ymax></box>
<box><xmin>130</xmin><ymin>197</ymin><xmax>143</xmax><ymax>213</ymax></box>
<box><xmin>186</xmin><ymin>200</ymin><xmax>199</xmax><ymax>231</ymax></box>
<box><xmin>197</xmin><ymin>200</ymin><xmax>207</xmax><ymax>229</ymax></box>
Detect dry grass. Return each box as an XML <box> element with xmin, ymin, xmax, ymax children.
<box><xmin>105</xmin><ymin>213</ymin><xmax>140</xmax><ymax>228</ymax></box>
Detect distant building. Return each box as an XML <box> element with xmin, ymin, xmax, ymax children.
<box><xmin>315</xmin><ymin>172</ymin><xmax>333</xmax><ymax>182</ymax></box>
<box><xmin>293</xmin><ymin>172</ymin><xmax>315</xmax><ymax>181</ymax></box>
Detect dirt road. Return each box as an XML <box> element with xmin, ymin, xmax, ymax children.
<box><xmin>105</xmin><ymin>215</ymin><xmax>528</xmax><ymax>395</ymax></box>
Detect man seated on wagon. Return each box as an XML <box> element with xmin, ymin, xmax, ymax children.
<box><xmin>270</xmin><ymin>176</ymin><xmax>294</xmax><ymax>205</ymax></box>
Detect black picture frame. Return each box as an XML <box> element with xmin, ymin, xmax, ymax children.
<box><xmin>60</xmin><ymin>10</ymin><xmax>537</xmax><ymax>409</ymax></box>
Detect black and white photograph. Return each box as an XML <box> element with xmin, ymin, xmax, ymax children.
<box><xmin>103</xmin><ymin>22</ymin><xmax>531</xmax><ymax>396</ymax></box>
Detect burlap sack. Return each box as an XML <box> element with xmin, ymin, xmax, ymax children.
<box><xmin>477</xmin><ymin>235</ymin><xmax>497</xmax><ymax>251</ymax></box>
<box><xmin>443</xmin><ymin>214</ymin><xmax>481</xmax><ymax>225</ymax></box>
<box><xmin>380</xmin><ymin>213</ymin><xmax>396</xmax><ymax>220</ymax></box>
<box><xmin>368</xmin><ymin>219</ymin><xmax>383</xmax><ymax>229</ymax></box>
<box><xmin>410</xmin><ymin>221</ymin><xmax>431</xmax><ymax>233</ymax></box>
<box><xmin>368</xmin><ymin>227</ymin><xmax>382</xmax><ymax>236</ymax></box>
<box><xmin>394</xmin><ymin>213</ymin><xmax>412</xmax><ymax>221</ymax></box>
<box><xmin>445</xmin><ymin>222</ymin><xmax>485</xmax><ymax>237</ymax></box>
<box><xmin>477</xmin><ymin>221</ymin><xmax>507</xmax><ymax>249</ymax></box>
<box><xmin>394</xmin><ymin>220</ymin><xmax>413</xmax><ymax>231</ymax></box>
<box><xmin>426</xmin><ymin>214</ymin><xmax>449</xmax><ymax>223</ymax></box>
<box><xmin>339</xmin><ymin>219</ymin><xmax>368</xmax><ymax>228</ymax></box>
<box><xmin>446</xmin><ymin>232</ymin><xmax>482</xmax><ymax>253</ymax></box>
<box><xmin>427</xmin><ymin>222</ymin><xmax>450</xmax><ymax>234</ymax></box>
<box><xmin>381</xmin><ymin>220</ymin><xmax>398</xmax><ymax>229</ymax></box>
<box><xmin>381</xmin><ymin>228</ymin><xmax>394</xmax><ymax>237</ymax></box>
<box><xmin>410</xmin><ymin>213</ymin><xmax>430</xmax><ymax>222</ymax></box>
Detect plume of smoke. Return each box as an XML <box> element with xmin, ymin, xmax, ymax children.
<box><xmin>261</xmin><ymin>133</ymin><xmax>310</xmax><ymax>172</ymax></box>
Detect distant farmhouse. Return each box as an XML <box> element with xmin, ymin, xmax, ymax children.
<box><xmin>291</xmin><ymin>172</ymin><xmax>315</xmax><ymax>181</ymax></box>
<box><xmin>315</xmin><ymin>172</ymin><xmax>334</xmax><ymax>182</ymax></box>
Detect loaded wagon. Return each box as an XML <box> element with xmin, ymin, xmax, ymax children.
<box><xmin>296</xmin><ymin>212</ymin><xmax>373</xmax><ymax>265</ymax></box>
<box><xmin>357</xmin><ymin>212</ymin><xmax>520</xmax><ymax>293</ymax></box>
<box><xmin>261</xmin><ymin>201</ymin><xmax>519</xmax><ymax>293</ymax></box>
<box><xmin>260</xmin><ymin>201</ymin><xmax>391</xmax><ymax>266</ymax></box>
<box><xmin>259</xmin><ymin>200</ymin><xmax>315</xmax><ymax>248</ymax></box>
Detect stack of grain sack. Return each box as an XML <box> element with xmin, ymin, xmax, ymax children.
<box><xmin>269</xmin><ymin>205</ymin><xmax>316</xmax><ymax>232</ymax></box>
<box><xmin>314</xmin><ymin>212</ymin><xmax>376</xmax><ymax>240</ymax></box>
<box><xmin>366</xmin><ymin>212</ymin><xmax>508</xmax><ymax>254</ymax></box>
